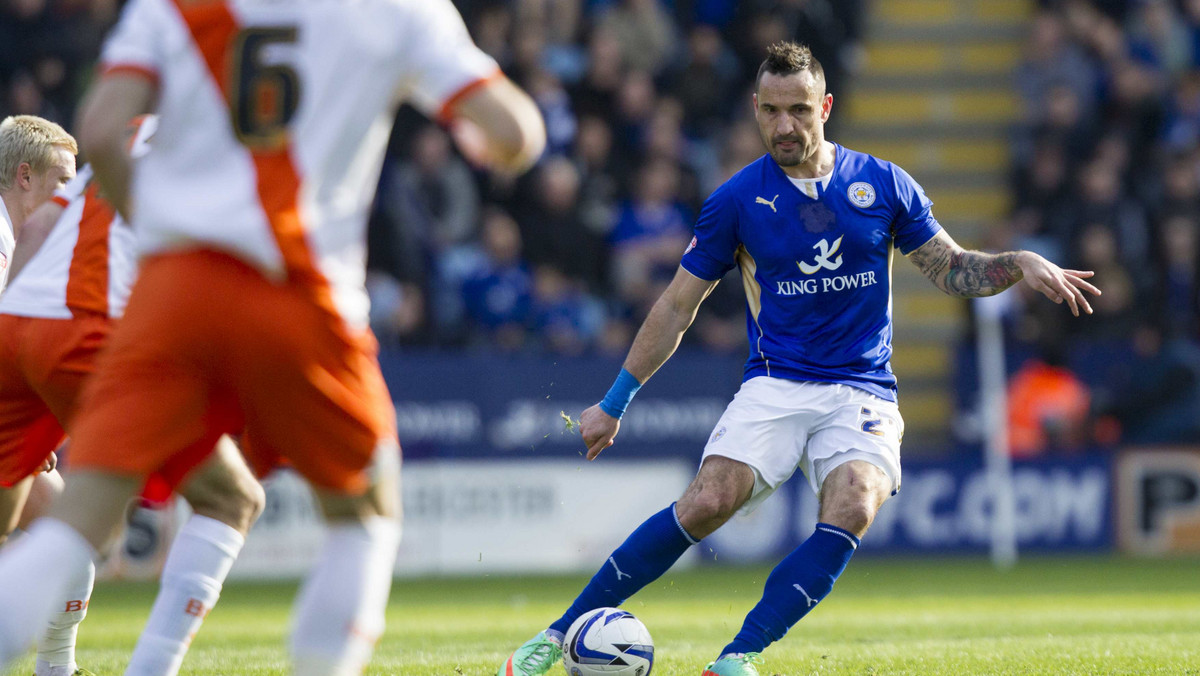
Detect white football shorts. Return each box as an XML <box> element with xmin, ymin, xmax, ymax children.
<box><xmin>701</xmin><ymin>376</ymin><xmax>903</xmax><ymax>513</ymax></box>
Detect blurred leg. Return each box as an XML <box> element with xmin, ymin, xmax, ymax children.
<box><xmin>290</xmin><ymin>445</ymin><xmax>401</xmax><ymax>676</ymax></box>
<box><xmin>19</xmin><ymin>469</ymin><xmax>64</xmax><ymax>531</ymax></box>
<box><xmin>0</xmin><ymin>471</ymin><xmax>136</xmax><ymax>667</ymax></box>
<box><xmin>0</xmin><ymin>475</ymin><xmax>34</xmax><ymax>546</ymax></box>
<box><xmin>720</xmin><ymin>461</ymin><xmax>891</xmax><ymax>658</ymax></box>
<box><xmin>125</xmin><ymin>437</ymin><xmax>265</xmax><ymax>676</ymax></box>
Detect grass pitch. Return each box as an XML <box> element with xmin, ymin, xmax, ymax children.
<box><xmin>10</xmin><ymin>556</ymin><xmax>1200</xmax><ymax>675</ymax></box>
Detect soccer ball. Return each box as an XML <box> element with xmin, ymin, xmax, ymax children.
<box><xmin>562</xmin><ymin>607</ymin><xmax>655</xmax><ymax>676</ymax></box>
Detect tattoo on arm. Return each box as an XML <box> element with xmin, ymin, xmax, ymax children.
<box><xmin>945</xmin><ymin>250</ymin><xmax>1022</xmax><ymax>296</ymax></box>
<box><xmin>910</xmin><ymin>235</ymin><xmax>1023</xmax><ymax>297</ymax></box>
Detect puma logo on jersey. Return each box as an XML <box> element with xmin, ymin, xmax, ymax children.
<box><xmin>756</xmin><ymin>194</ymin><xmax>779</xmax><ymax>213</ymax></box>
<box><xmin>797</xmin><ymin>235</ymin><xmax>844</xmax><ymax>275</ymax></box>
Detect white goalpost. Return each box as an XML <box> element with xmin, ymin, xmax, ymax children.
<box><xmin>974</xmin><ymin>294</ymin><xmax>1018</xmax><ymax>569</ymax></box>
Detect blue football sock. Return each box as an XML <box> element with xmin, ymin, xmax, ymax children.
<box><xmin>722</xmin><ymin>522</ymin><xmax>860</xmax><ymax>656</ymax></box>
<box><xmin>549</xmin><ymin>502</ymin><xmax>698</xmax><ymax>635</ymax></box>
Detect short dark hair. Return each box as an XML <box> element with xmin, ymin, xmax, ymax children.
<box><xmin>755</xmin><ymin>41</ymin><xmax>825</xmax><ymax>92</ymax></box>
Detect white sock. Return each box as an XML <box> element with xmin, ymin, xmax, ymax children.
<box><xmin>35</xmin><ymin>559</ymin><xmax>95</xmax><ymax>676</ymax></box>
<box><xmin>124</xmin><ymin>515</ymin><xmax>245</xmax><ymax>676</ymax></box>
<box><xmin>290</xmin><ymin>517</ymin><xmax>401</xmax><ymax>676</ymax></box>
<box><xmin>0</xmin><ymin>519</ymin><xmax>95</xmax><ymax>669</ymax></box>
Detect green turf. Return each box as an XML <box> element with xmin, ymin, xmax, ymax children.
<box><xmin>10</xmin><ymin>556</ymin><xmax>1200</xmax><ymax>675</ymax></box>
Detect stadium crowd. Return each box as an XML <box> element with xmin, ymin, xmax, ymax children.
<box><xmin>994</xmin><ymin>0</ymin><xmax>1200</xmax><ymax>450</ymax></box>
<box><xmin>3</xmin><ymin>0</ymin><xmax>1199</xmax><ymax>448</ymax></box>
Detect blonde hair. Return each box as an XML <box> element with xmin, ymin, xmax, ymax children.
<box><xmin>0</xmin><ymin>115</ymin><xmax>78</xmax><ymax>191</ymax></box>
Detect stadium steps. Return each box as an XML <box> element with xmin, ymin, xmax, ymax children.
<box><xmin>840</xmin><ymin>0</ymin><xmax>1030</xmax><ymax>447</ymax></box>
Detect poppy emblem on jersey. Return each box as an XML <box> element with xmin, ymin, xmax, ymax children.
<box><xmin>710</xmin><ymin>426</ymin><xmax>726</xmax><ymax>444</ymax></box>
<box><xmin>799</xmin><ymin>201</ymin><xmax>836</xmax><ymax>234</ymax></box>
<box><xmin>847</xmin><ymin>182</ymin><xmax>876</xmax><ymax>208</ymax></box>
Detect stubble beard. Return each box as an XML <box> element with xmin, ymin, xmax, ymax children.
<box><xmin>769</xmin><ymin>139</ymin><xmax>810</xmax><ymax>168</ymax></box>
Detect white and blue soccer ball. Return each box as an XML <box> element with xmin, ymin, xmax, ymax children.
<box><xmin>562</xmin><ymin>607</ymin><xmax>654</xmax><ymax>676</ymax></box>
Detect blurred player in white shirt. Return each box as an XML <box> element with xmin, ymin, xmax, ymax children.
<box><xmin>0</xmin><ymin>0</ymin><xmax>545</xmax><ymax>674</ymax></box>
<box><xmin>0</xmin><ymin>114</ymin><xmax>82</xmax><ymax>676</ymax></box>
<box><xmin>0</xmin><ymin>115</ymin><xmax>76</xmax><ymax>294</ymax></box>
<box><xmin>0</xmin><ymin>115</ymin><xmax>267</xmax><ymax>676</ymax></box>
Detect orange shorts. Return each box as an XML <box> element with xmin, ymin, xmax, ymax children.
<box><xmin>0</xmin><ymin>314</ymin><xmax>111</xmax><ymax>487</ymax></box>
<box><xmin>69</xmin><ymin>250</ymin><xmax>398</xmax><ymax>495</ymax></box>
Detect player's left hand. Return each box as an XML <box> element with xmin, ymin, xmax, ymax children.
<box><xmin>37</xmin><ymin>451</ymin><xmax>57</xmax><ymax>474</ymax></box>
<box><xmin>579</xmin><ymin>404</ymin><xmax>620</xmax><ymax>461</ymax></box>
<box><xmin>1016</xmin><ymin>251</ymin><xmax>1101</xmax><ymax>317</ymax></box>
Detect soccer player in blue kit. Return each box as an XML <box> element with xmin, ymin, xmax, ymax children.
<box><xmin>499</xmin><ymin>41</ymin><xmax>1101</xmax><ymax>676</ymax></box>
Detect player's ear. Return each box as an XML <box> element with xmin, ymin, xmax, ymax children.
<box><xmin>16</xmin><ymin>161</ymin><xmax>31</xmax><ymax>190</ymax></box>
<box><xmin>821</xmin><ymin>93</ymin><xmax>833</xmax><ymax>121</ymax></box>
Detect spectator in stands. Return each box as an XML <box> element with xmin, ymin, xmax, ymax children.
<box><xmin>1070</xmin><ymin>158</ymin><xmax>1150</xmax><ymax>272</ymax></box>
<box><xmin>1152</xmin><ymin>153</ymin><xmax>1200</xmax><ymax>237</ymax></box>
<box><xmin>669</xmin><ymin>24</ymin><xmax>742</xmax><ymax>139</ymax></box>
<box><xmin>609</xmin><ymin>70</ymin><xmax>658</xmax><ymax>178</ymax></box>
<box><xmin>568</xmin><ymin>28</ymin><xmax>624</xmax><ymax>123</ymax></box>
<box><xmin>572</xmin><ymin>115</ymin><xmax>620</xmax><ymax>251</ymax></box>
<box><xmin>1012</xmin><ymin>140</ymin><xmax>1074</xmax><ymax>256</ymax></box>
<box><xmin>1126</xmin><ymin>0</ymin><xmax>1192</xmax><ymax>79</ymax></box>
<box><xmin>526</xmin><ymin>69</ymin><xmax>577</xmax><ymax>158</ymax></box>
<box><xmin>462</xmin><ymin>208</ymin><xmax>534</xmax><ymax>351</ymax></box>
<box><xmin>608</xmin><ymin>158</ymin><xmax>693</xmax><ymax>310</ymax></box>
<box><xmin>367</xmin><ymin>273</ymin><xmax>428</xmax><ymax>347</ymax></box>
<box><xmin>1163</xmin><ymin>73</ymin><xmax>1200</xmax><ymax>151</ymax></box>
<box><xmin>596</xmin><ymin>0</ymin><xmax>677</xmax><ymax>76</ymax></box>
<box><xmin>1090</xmin><ymin>322</ymin><xmax>1200</xmax><ymax>445</ymax></box>
<box><xmin>1151</xmin><ymin>213</ymin><xmax>1200</xmax><ymax>339</ymax></box>
<box><xmin>531</xmin><ymin>266</ymin><xmax>607</xmax><ymax>355</ymax></box>
<box><xmin>1072</xmin><ymin>222</ymin><xmax>1142</xmax><ymax>339</ymax></box>
<box><xmin>394</xmin><ymin>125</ymin><xmax>480</xmax><ymax>251</ymax></box>
<box><xmin>1007</xmin><ymin>340</ymin><xmax>1092</xmax><ymax>458</ymax></box>
<box><xmin>515</xmin><ymin>156</ymin><xmax>608</xmax><ymax>292</ymax></box>
<box><xmin>1017</xmin><ymin>10</ymin><xmax>1101</xmax><ymax>129</ymax></box>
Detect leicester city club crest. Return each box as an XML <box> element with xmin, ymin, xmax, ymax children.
<box><xmin>847</xmin><ymin>182</ymin><xmax>875</xmax><ymax>208</ymax></box>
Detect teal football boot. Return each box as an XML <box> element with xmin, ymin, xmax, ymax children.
<box><xmin>701</xmin><ymin>652</ymin><xmax>764</xmax><ymax>676</ymax></box>
<box><xmin>497</xmin><ymin>631</ymin><xmax>563</xmax><ymax>676</ymax></box>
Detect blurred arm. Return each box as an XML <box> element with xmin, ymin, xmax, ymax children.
<box><xmin>9</xmin><ymin>201</ymin><xmax>65</xmax><ymax>281</ymax></box>
<box><xmin>448</xmin><ymin>77</ymin><xmax>546</xmax><ymax>175</ymax></box>
<box><xmin>75</xmin><ymin>73</ymin><xmax>155</xmax><ymax>220</ymax></box>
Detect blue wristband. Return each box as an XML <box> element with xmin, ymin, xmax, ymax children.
<box><xmin>599</xmin><ymin>368</ymin><xmax>642</xmax><ymax>419</ymax></box>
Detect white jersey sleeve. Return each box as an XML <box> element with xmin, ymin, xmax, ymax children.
<box><xmin>99</xmin><ymin>0</ymin><xmax>168</xmax><ymax>78</ymax></box>
<box><xmin>397</xmin><ymin>0</ymin><xmax>501</xmax><ymax>119</ymax></box>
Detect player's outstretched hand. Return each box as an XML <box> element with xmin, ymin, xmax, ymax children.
<box><xmin>1017</xmin><ymin>251</ymin><xmax>1101</xmax><ymax>317</ymax></box>
<box><xmin>579</xmin><ymin>404</ymin><xmax>620</xmax><ymax>461</ymax></box>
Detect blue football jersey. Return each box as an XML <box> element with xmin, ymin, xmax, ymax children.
<box><xmin>680</xmin><ymin>144</ymin><xmax>942</xmax><ymax>401</ymax></box>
